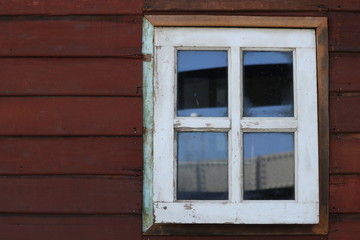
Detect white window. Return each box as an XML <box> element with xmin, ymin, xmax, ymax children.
<box><xmin>152</xmin><ymin>27</ymin><xmax>319</xmax><ymax>224</ymax></box>
<box><xmin>143</xmin><ymin>16</ymin><xmax>329</xmax><ymax>235</ymax></box>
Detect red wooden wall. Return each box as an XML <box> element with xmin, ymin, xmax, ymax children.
<box><xmin>0</xmin><ymin>0</ymin><xmax>359</xmax><ymax>239</ymax></box>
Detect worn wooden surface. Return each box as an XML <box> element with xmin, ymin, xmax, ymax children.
<box><xmin>329</xmin><ymin>13</ymin><xmax>360</xmax><ymax>52</ymax></box>
<box><xmin>329</xmin><ymin>214</ymin><xmax>360</xmax><ymax>240</ymax></box>
<box><xmin>0</xmin><ymin>215</ymin><xmax>141</xmax><ymax>240</ymax></box>
<box><xmin>0</xmin><ymin>97</ymin><xmax>142</xmax><ymax>136</ymax></box>
<box><xmin>329</xmin><ymin>0</ymin><xmax>360</xmax><ymax>11</ymax></box>
<box><xmin>0</xmin><ymin>0</ymin><xmax>142</xmax><ymax>15</ymax></box>
<box><xmin>146</xmin><ymin>15</ymin><xmax>326</xmax><ymax>27</ymax></box>
<box><xmin>0</xmin><ymin>137</ymin><xmax>142</xmax><ymax>175</ymax></box>
<box><xmin>0</xmin><ymin>176</ymin><xmax>141</xmax><ymax>214</ymax></box>
<box><xmin>145</xmin><ymin>236</ymin><xmax>327</xmax><ymax>240</ymax></box>
<box><xmin>330</xmin><ymin>175</ymin><xmax>360</xmax><ymax>213</ymax></box>
<box><xmin>144</xmin><ymin>0</ymin><xmax>328</xmax><ymax>12</ymax></box>
<box><xmin>330</xmin><ymin>134</ymin><xmax>360</xmax><ymax>174</ymax></box>
<box><xmin>0</xmin><ymin>16</ymin><xmax>142</xmax><ymax>57</ymax></box>
<box><xmin>330</xmin><ymin>53</ymin><xmax>360</xmax><ymax>92</ymax></box>
<box><xmin>0</xmin><ymin>58</ymin><xmax>142</xmax><ymax>96</ymax></box>
<box><xmin>330</xmin><ymin>93</ymin><xmax>360</xmax><ymax>133</ymax></box>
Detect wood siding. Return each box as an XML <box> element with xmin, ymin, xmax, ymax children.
<box><xmin>0</xmin><ymin>0</ymin><xmax>359</xmax><ymax>239</ymax></box>
<box><xmin>0</xmin><ymin>2</ymin><xmax>144</xmax><ymax>240</ymax></box>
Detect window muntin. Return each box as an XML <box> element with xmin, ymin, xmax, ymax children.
<box><xmin>153</xmin><ymin>27</ymin><xmax>318</xmax><ymax>224</ymax></box>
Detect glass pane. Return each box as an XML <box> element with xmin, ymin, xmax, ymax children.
<box><xmin>243</xmin><ymin>133</ymin><xmax>295</xmax><ymax>200</ymax></box>
<box><xmin>243</xmin><ymin>51</ymin><xmax>294</xmax><ymax>117</ymax></box>
<box><xmin>177</xmin><ymin>132</ymin><xmax>228</xmax><ymax>200</ymax></box>
<box><xmin>177</xmin><ymin>51</ymin><xmax>228</xmax><ymax>117</ymax></box>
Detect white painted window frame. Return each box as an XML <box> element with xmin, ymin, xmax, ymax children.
<box><xmin>152</xmin><ymin>27</ymin><xmax>319</xmax><ymax>224</ymax></box>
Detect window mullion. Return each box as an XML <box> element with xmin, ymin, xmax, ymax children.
<box><xmin>229</xmin><ymin>47</ymin><xmax>242</xmax><ymax>203</ymax></box>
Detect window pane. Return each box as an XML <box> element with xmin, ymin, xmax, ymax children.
<box><xmin>243</xmin><ymin>51</ymin><xmax>294</xmax><ymax>117</ymax></box>
<box><xmin>177</xmin><ymin>51</ymin><xmax>228</xmax><ymax>117</ymax></box>
<box><xmin>243</xmin><ymin>133</ymin><xmax>295</xmax><ymax>200</ymax></box>
<box><xmin>177</xmin><ymin>132</ymin><xmax>228</xmax><ymax>200</ymax></box>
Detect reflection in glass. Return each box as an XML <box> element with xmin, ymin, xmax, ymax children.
<box><xmin>177</xmin><ymin>51</ymin><xmax>228</xmax><ymax>117</ymax></box>
<box><xmin>243</xmin><ymin>133</ymin><xmax>295</xmax><ymax>200</ymax></box>
<box><xmin>177</xmin><ymin>132</ymin><xmax>228</xmax><ymax>200</ymax></box>
<box><xmin>243</xmin><ymin>51</ymin><xmax>294</xmax><ymax>117</ymax></box>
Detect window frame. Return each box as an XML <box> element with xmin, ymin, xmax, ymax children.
<box><xmin>143</xmin><ymin>15</ymin><xmax>329</xmax><ymax>235</ymax></box>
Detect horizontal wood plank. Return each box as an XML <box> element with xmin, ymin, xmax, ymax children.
<box><xmin>145</xmin><ymin>236</ymin><xmax>326</xmax><ymax>240</ymax></box>
<box><xmin>330</xmin><ymin>175</ymin><xmax>360</xmax><ymax>213</ymax></box>
<box><xmin>0</xmin><ymin>16</ymin><xmax>141</xmax><ymax>57</ymax></box>
<box><xmin>144</xmin><ymin>0</ymin><xmax>328</xmax><ymax>12</ymax></box>
<box><xmin>329</xmin><ymin>214</ymin><xmax>360</xmax><ymax>240</ymax></box>
<box><xmin>329</xmin><ymin>0</ymin><xmax>360</xmax><ymax>11</ymax></box>
<box><xmin>330</xmin><ymin>53</ymin><xmax>360</xmax><ymax>92</ymax></box>
<box><xmin>329</xmin><ymin>13</ymin><xmax>360</xmax><ymax>52</ymax></box>
<box><xmin>0</xmin><ymin>58</ymin><xmax>142</xmax><ymax>96</ymax></box>
<box><xmin>0</xmin><ymin>137</ymin><xmax>142</xmax><ymax>175</ymax></box>
<box><xmin>0</xmin><ymin>176</ymin><xmax>141</xmax><ymax>214</ymax></box>
<box><xmin>0</xmin><ymin>97</ymin><xmax>142</xmax><ymax>136</ymax></box>
<box><xmin>330</xmin><ymin>93</ymin><xmax>360</xmax><ymax>133</ymax></box>
<box><xmin>0</xmin><ymin>0</ymin><xmax>142</xmax><ymax>15</ymax></box>
<box><xmin>330</xmin><ymin>134</ymin><xmax>360</xmax><ymax>174</ymax></box>
<box><xmin>0</xmin><ymin>215</ymin><xmax>141</xmax><ymax>240</ymax></box>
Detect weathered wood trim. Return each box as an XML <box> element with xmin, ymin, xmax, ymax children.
<box><xmin>142</xmin><ymin>17</ymin><xmax>155</xmax><ymax>232</ymax></box>
<box><xmin>143</xmin><ymin>15</ymin><xmax>329</xmax><ymax>235</ymax></box>
<box><xmin>144</xmin><ymin>0</ymin><xmax>328</xmax><ymax>12</ymax></box>
<box><xmin>145</xmin><ymin>15</ymin><xmax>326</xmax><ymax>28</ymax></box>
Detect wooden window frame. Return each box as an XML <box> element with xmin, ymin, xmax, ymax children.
<box><xmin>142</xmin><ymin>15</ymin><xmax>329</xmax><ymax>235</ymax></box>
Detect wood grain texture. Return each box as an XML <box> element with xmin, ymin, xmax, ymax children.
<box><xmin>0</xmin><ymin>97</ymin><xmax>142</xmax><ymax>136</ymax></box>
<box><xmin>330</xmin><ymin>175</ymin><xmax>360</xmax><ymax>213</ymax></box>
<box><xmin>144</xmin><ymin>0</ymin><xmax>328</xmax><ymax>12</ymax></box>
<box><xmin>330</xmin><ymin>53</ymin><xmax>360</xmax><ymax>92</ymax></box>
<box><xmin>0</xmin><ymin>137</ymin><xmax>142</xmax><ymax>175</ymax></box>
<box><xmin>330</xmin><ymin>93</ymin><xmax>360</xmax><ymax>133</ymax></box>
<box><xmin>145</xmin><ymin>15</ymin><xmax>326</xmax><ymax>27</ymax></box>
<box><xmin>329</xmin><ymin>13</ymin><xmax>360</xmax><ymax>52</ymax></box>
<box><xmin>0</xmin><ymin>0</ymin><xmax>142</xmax><ymax>15</ymax></box>
<box><xmin>0</xmin><ymin>58</ymin><xmax>142</xmax><ymax>96</ymax></box>
<box><xmin>330</xmin><ymin>134</ymin><xmax>360</xmax><ymax>174</ymax></box>
<box><xmin>0</xmin><ymin>176</ymin><xmax>141</xmax><ymax>214</ymax></box>
<box><xmin>0</xmin><ymin>215</ymin><xmax>141</xmax><ymax>240</ymax></box>
<box><xmin>329</xmin><ymin>0</ymin><xmax>360</xmax><ymax>11</ymax></box>
<box><xmin>329</xmin><ymin>214</ymin><xmax>360</xmax><ymax>240</ymax></box>
<box><xmin>0</xmin><ymin>16</ymin><xmax>142</xmax><ymax>57</ymax></box>
<box><xmin>145</xmin><ymin>236</ymin><xmax>326</xmax><ymax>240</ymax></box>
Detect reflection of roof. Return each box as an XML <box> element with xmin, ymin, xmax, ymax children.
<box><xmin>178</xmin><ymin>105</ymin><xmax>292</xmax><ymax>117</ymax></box>
<box><xmin>178</xmin><ymin>152</ymin><xmax>294</xmax><ymax>193</ymax></box>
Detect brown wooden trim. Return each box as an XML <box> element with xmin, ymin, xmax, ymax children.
<box><xmin>145</xmin><ymin>223</ymin><xmax>327</xmax><ymax>235</ymax></box>
<box><xmin>316</xmin><ymin>17</ymin><xmax>330</xmax><ymax>235</ymax></box>
<box><xmin>144</xmin><ymin>15</ymin><xmax>329</xmax><ymax>235</ymax></box>
<box><xmin>145</xmin><ymin>15</ymin><xmax>326</xmax><ymax>28</ymax></box>
<box><xmin>143</xmin><ymin>0</ymin><xmax>328</xmax><ymax>12</ymax></box>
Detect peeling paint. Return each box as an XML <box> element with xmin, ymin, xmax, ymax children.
<box><xmin>142</xmin><ymin>17</ymin><xmax>155</xmax><ymax>232</ymax></box>
<box><xmin>184</xmin><ymin>203</ymin><xmax>193</xmax><ymax>210</ymax></box>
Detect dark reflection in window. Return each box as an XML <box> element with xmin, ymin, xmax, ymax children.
<box><xmin>177</xmin><ymin>51</ymin><xmax>228</xmax><ymax>117</ymax></box>
<box><xmin>243</xmin><ymin>133</ymin><xmax>295</xmax><ymax>200</ymax></box>
<box><xmin>177</xmin><ymin>132</ymin><xmax>228</xmax><ymax>200</ymax></box>
<box><xmin>243</xmin><ymin>51</ymin><xmax>294</xmax><ymax>117</ymax></box>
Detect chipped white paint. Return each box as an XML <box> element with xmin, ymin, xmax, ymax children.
<box><xmin>153</xmin><ymin>27</ymin><xmax>319</xmax><ymax>224</ymax></box>
<box><xmin>155</xmin><ymin>202</ymin><xmax>319</xmax><ymax>224</ymax></box>
<box><xmin>174</xmin><ymin>117</ymin><xmax>230</xmax><ymax>130</ymax></box>
<box><xmin>155</xmin><ymin>28</ymin><xmax>315</xmax><ymax>48</ymax></box>
<box><xmin>241</xmin><ymin>118</ymin><xmax>298</xmax><ymax>131</ymax></box>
